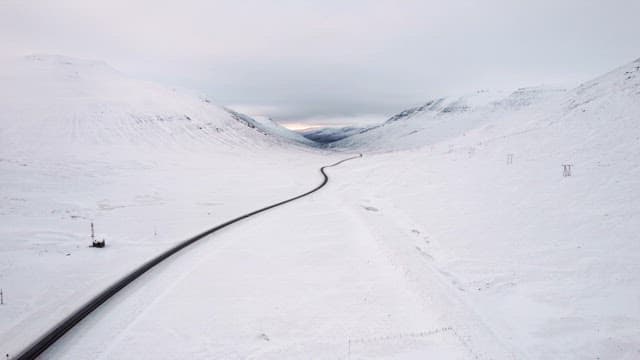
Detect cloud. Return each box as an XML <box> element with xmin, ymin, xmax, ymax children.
<box><xmin>1</xmin><ymin>0</ymin><xmax>639</xmax><ymax>126</ymax></box>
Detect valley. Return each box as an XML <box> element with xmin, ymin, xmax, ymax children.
<box><xmin>1</xmin><ymin>54</ymin><xmax>639</xmax><ymax>359</ymax></box>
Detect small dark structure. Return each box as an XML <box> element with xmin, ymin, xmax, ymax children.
<box><xmin>562</xmin><ymin>164</ymin><xmax>573</xmax><ymax>177</ymax></box>
<box><xmin>92</xmin><ymin>239</ymin><xmax>106</xmax><ymax>248</ymax></box>
<box><xmin>90</xmin><ymin>222</ymin><xmax>106</xmax><ymax>248</ymax></box>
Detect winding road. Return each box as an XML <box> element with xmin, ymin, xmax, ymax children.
<box><xmin>14</xmin><ymin>154</ymin><xmax>362</xmax><ymax>360</ymax></box>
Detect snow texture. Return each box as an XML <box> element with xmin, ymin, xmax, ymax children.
<box><xmin>1</xmin><ymin>55</ymin><xmax>639</xmax><ymax>359</ymax></box>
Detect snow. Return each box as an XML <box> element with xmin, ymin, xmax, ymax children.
<box><xmin>300</xmin><ymin>126</ymin><xmax>366</xmax><ymax>144</ymax></box>
<box><xmin>247</xmin><ymin>115</ymin><xmax>317</xmax><ymax>145</ymax></box>
<box><xmin>331</xmin><ymin>58</ymin><xmax>640</xmax><ymax>357</ymax></box>
<box><xmin>2</xmin><ymin>55</ymin><xmax>639</xmax><ymax>359</ymax></box>
<box><xmin>333</xmin><ymin>86</ymin><xmax>567</xmax><ymax>151</ymax></box>
<box><xmin>41</xmin><ymin>180</ymin><xmax>478</xmax><ymax>359</ymax></box>
<box><xmin>0</xmin><ymin>54</ymin><xmax>331</xmax><ymax>357</ymax></box>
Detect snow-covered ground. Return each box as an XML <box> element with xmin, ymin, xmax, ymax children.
<box><xmin>0</xmin><ymin>55</ymin><xmax>333</xmax><ymax>357</ymax></box>
<box><xmin>1</xmin><ymin>55</ymin><xmax>639</xmax><ymax>359</ymax></box>
<box><xmin>334</xmin><ymin>57</ymin><xmax>640</xmax><ymax>358</ymax></box>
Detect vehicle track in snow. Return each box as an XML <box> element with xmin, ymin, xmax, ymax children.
<box><xmin>13</xmin><ymin>154</ymin><xmax>362</xmax><ymax>360</ymax></box>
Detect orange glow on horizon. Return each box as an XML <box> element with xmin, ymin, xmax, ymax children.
<box><xmin>280</xmin><ymin>123</ymin><xmax>330</xmax><ymax>131</ymax></box>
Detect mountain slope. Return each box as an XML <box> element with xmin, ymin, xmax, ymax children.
<box><xmin>0</xmin><ymin>55</ymin><xmax>309</xmax><ymax>160</ymax></box>
<box><xmin>224</xmin><ymin>110</ymin><xmax>316</xmax><ymax>145</ymax></box>
<box><xmin>336</xmin><ymin>56</ymin><xmax>639</xmax><ymax>153</ymax></box>
<box><xmin>300</xmin><ymin>126</ymin><xmax>366</xmax><ymax>144</ymax></box>
<box><xmin>332</xmin><ymin>86</ymin><xmax>566</xmax><ymax>151</ymax></box>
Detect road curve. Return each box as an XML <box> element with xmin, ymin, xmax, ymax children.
<box><xmin>14</xmin><ymin>153</ymin><xmax>362</xmax><ymax>360</ymax></box>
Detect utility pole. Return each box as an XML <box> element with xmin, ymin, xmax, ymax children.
<box><xmin>91</xmin><ymin>222</ymin><xmax>95</xmax><ymax>242</ymax></box>
<box><xmin>1</xmin><ymin>288</ymin><xmax>4</xmax><ymax>305</ymax></box>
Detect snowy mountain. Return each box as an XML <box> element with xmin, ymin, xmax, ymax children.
<box><xmin>300</xmin><ymin>126</ymin><xmax>366</xmax><ymax>144</ymax></box>
<box><xmin>332</xmin><ymin>86</ymin><xmax>566</xmax><ymax>151</ymax></box>
<box><xmin>2</xmin><ymin>54</ymin><xmax>639</xmax><ymax>359</ymax></box>
<box><xmin>335</xmin><ymin>55</ymin><xmax>639</xmax><ymax>153</ymax></box>
<box><xmin>0</xmin><ymin>55</ymin><xmax>310</xmax><ymax>160</ymax></box>
<box><xmin>227</xmin><ymin>112</ymin><xmax>316</xmax><ymax>145</ymax></box>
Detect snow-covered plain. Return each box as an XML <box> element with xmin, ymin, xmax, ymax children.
<box><xmin>1</xmin><ymin>55</ymin><xmax>639</xmax><ymax>359</ymax></box>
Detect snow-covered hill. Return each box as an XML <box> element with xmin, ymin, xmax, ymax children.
<box><xmin>332</xmin><ymin>86</ymin><xmax>566</xmax><ymax>151</ymax></box>
<box><xmin>252</xmin><ymin>115</ymin><xmax>319</xmax><ymax>145</ymax></box>
<box><xmin>0</xmin><ymin>55</ymin><xmax>310</xmax><ymax>159</ymax></box>
<box><xmin>336</xmin><ymin>56</ymin><xmax>639</xmax><ymax>153</ymax></box>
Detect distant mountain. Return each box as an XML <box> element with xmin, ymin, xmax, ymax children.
<box><xmin>300</xmin><ymin>126</ymin><xmax>366</xmax><ymax>144</ymax></box>
<box><xmin>224</xmin><ymin>111</ymin><xmax>316</xmax><ymax>146</ymax></box>
<box><xmin>332</xmin><ymin>86</ymin><xmax>566</xmax><ymax>151</ymax></box>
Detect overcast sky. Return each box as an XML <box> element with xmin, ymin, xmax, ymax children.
<box><xmin>1</xmin><ymin>0</ymin><xmax>639</xmax><ymax>128</ymax></box>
